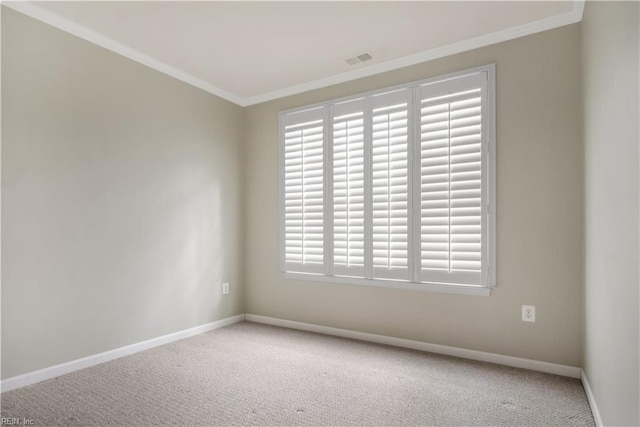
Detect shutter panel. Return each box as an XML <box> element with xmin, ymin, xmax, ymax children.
<box><xmin>281</xmin><ymin>108</ymin><xmax>325</xmax><ymax>274</ymax></box>
<box><xmin>333</xmin><ymin>99</ymin><xmax>366</xmax><ymax>277</ymax></box>
<box><xmin>418</xmin><ymin>74</ymin><xmax>485</xmax><ymax>285</ymax></box>
<box><xmin>371</xmin><ymin>90</ymin><xmax>410</xmax><ymax>280</ymax></box>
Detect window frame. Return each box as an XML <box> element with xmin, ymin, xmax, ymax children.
<box><xmin>279</xmin><ymin>64</ymin><xmax>496</xmax><ymax>296</ymax></box>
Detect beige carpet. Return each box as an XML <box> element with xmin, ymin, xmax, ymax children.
<box><xmin>1</xmin><ymin>321</ymin><xmax>594</xmax><ymax>426</ymax></box>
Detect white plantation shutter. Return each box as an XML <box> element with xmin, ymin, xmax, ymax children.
<box><xmin>371</xmin><ymin>90</ymin><xmax>410</xmax><ymax>280</ymax></box>
<box><xmin>418</xmin><ymin>73</ymin><xmax>488</xmax><ymax>286</ymax></box>
<box><xmin>281</xmin><ymin>107</ymin><xmax>325</xmax><ymax>274</ymax></box>
<box><xmin>333</xmin><ymin>99</ymin><xmax>366</xmax><ymax>277</ymax></box>
<box><xmin>280</xmin><ymin>65</ymin><xmax>495</xmax><ymax>292</ymax></box>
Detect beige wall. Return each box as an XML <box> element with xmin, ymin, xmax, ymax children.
<box><xmin>1</xmin><ymin>8</ymin><xmax>245</xmax><ymax>379</ymax></box>
<box><xmin>245</xmin><ymin>24</ymin><xmax>585</xmax><ymax>366</ymax></box>
<box><xmin>2</xmin><ymin>4</ymin><xmax>602</xmax><ymax>384</ymax></box>
<box><xmin>582</xmin><ymin>2</ymin><xmax>640</xmax><ymax>425</ymax></box>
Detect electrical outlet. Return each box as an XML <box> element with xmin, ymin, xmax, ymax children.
<box><xmin>222</xmin><ymin>282</ymin><xmax>230</xmax><ymax>295</ymax></box>
<box><xmin>522</xmin><ymin>305</ymin><xmax>535</xmax><ymax>322</ymax></box>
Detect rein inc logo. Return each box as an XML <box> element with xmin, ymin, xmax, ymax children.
<box><xmin>1</xmin><ymin>418</ymin><xmax>34</xmax><ymax>426</ymax></box>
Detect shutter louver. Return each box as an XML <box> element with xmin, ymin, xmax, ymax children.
<box><xmin>371</xmin><ymin>90</ymin><xmax>410</xmax><ymax>280</ymax></box>
<box><xmin>419</xmin><ymin>75</ymin><xmax>485</xmax><ymax>285</ymax></box>
<box><xmin>282</xmin><ymin>108</ymin><xmax>325</xmax><ymax>274</ymax></box>
<box><xmin>333</xmin><ymin>99</ymin><xmax>366</xmax><ymax>277</ymax></box>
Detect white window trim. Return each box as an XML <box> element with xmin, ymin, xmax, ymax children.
<box><xmin>284</xmin><ymin>272</ymin><xmax>492</xmax><ymax>296</ymax></box>
<box><xmin>279</xmin><ymin>64</ymin><xmax>496</xmax><ymax>296</ymax></box>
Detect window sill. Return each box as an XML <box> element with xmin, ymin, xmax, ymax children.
<box><xmin>283</xmin><ymin>272</ymin><xmax>492</xmax><ymax>296</ymax></box>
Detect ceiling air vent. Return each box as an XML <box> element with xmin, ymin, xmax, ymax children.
<box><xmin>344</xmin><ymin>52</ymin><xmax>373</xmax><ymax>66</ymax></box>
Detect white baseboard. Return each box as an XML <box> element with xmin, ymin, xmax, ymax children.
<box><xmin>1</xmin><ymin>313</ymin><xmax>584</xmax><ymax>394</ymax></box>
<box><xmin>245</xmin><ymin>314</ymin><xmax>582</xmax><ymax>379</ymax></box>
<box><xmin>581</xmin><ymin>370</ymin><xmax>604</xmax><ymax>427</ymax></box>
<box><xmin>0</xmin><ymin>314</ymin><xmax>245</xmax><ymax>393</ymax></box>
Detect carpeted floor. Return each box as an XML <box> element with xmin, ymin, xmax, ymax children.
<box><xmin>1</xmin><ymin>321</ymin><xmax>595</xmax><ymax>426</ymax></box>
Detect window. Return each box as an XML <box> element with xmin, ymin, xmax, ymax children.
<box><xmin>279</xmin><ymin>65</ymin><xmax>496</xmax><ymax>295</ymax></box>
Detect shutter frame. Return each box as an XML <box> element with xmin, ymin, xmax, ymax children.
<box><xmin>279</xmin><ymin>64</ymin><xmax>496</xmax><ymax>292</ymax></box>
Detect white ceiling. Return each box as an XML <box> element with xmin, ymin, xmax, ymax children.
<box><xmin>6</xmin><ymin>1</ymin><xmax>583</xmax><ymax>106</ymax></box>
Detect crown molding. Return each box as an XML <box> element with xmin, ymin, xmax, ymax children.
<box><xmin>243</xmin><ymin>0</ymin><xmax>585</xmax><ymax>106</ymax></box>
<box><xmin>2</xmin><ymin>0</ymin><xmax>584</xmax><ymax>107</ymax></box>
<box><xmin>1</xmin><ymin>0</ymin><xmax>245</xmax><ymax>106</ymax></box>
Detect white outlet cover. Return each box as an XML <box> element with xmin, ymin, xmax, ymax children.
<box><xmin>222</xmin><ymin>282</ymin><xmax>230</xmax><ymax>294</ymax></box>
<box><xmin>522</xmin><ymin>305</ymin><xmax>535</xmax><ymax>322</ymax></box>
